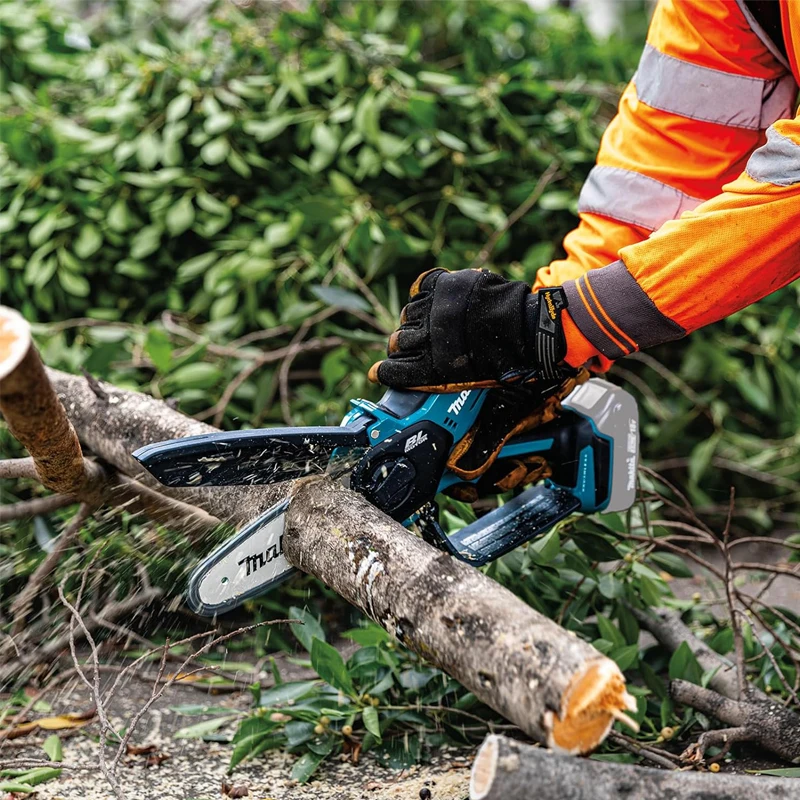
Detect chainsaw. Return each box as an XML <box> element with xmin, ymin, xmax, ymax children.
<box><xmin>133</xmin><ymin>378</ymin><xmax>638</xmax><ymax>616</ymax></box>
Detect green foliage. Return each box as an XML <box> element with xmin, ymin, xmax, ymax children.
<box><xmin>220</xmin><ymin>619</ymin><xmax>494</xmax><ymax>781</ymax></box>
<box><xmin>2</xmin><ymin>0</ymin><xmax>799</xmax><ymax>780</ymax></box>
<box><xmin>0</xmin><ymin>0</ymin><xmax>636</xmax><ymax>426</ymax></box>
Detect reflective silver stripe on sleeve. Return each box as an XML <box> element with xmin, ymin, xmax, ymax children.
<box><xmin>746</xmin><ymin>125</ymin><xmax>800</xmax><ymax>186</ymax></box>
<box><xmin>734</xmin><ymin>0</ymin><xmax>792</xmax><ymax>72</ymax></box>
<box><xmin>634</xmin><ymin>44</ymin><xmax>796</xmax><ymax>130</ymax></box>
<box><xmin>564</xmin><ymin>261</ymin><xmax>686</xmax><ymax>359</ymax></box>
<box><xmin>577</xmin><ymin>166</ymin><xmax>704</xmax><ymax>231</ymax></box>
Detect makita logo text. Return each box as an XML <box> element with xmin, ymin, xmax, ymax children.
<box><xmin>238</xmin><ymin>536</ymin><xmax>283</xmax><ymax>577</ymax></box>
<box><xmin>404</xmin><ymin>431</ymin><xmax>428</xmax><ymax>452</ymax></box>
<box><xmin>626</xmin><ymin>456</ymin><xmax>636</xmax><ymax>491</ymax></box>
<box><xmin>447</xmin><ymin>390</ymin><xmax>471</xmax><ymax>416</ymax></box>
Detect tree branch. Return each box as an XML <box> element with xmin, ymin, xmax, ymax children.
<box><xmin>0</xmin><ymin>308</ymin><xmax>105</xmax><ymax>499</ymax></box>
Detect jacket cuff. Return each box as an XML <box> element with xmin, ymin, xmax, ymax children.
<box><xmin>561</xmin><ymin>310</ymin><xmax>613</xmax><ymax>372</ymax></box>
<box><xmin>562</xmin><ymin>260</ymin><xmax>685</xmax><ymax>364</ymax></box>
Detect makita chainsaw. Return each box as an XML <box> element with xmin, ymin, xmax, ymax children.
<box><xmin>133</xmin><ymin>378</ymin><xmax>638</xmax><ymax>616</ymax></box>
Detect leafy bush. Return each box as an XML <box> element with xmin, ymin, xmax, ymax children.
<box><xmin>2</xmin><ymin>0</ymin><xmax>799</xmax><ymax>783</ymax></box>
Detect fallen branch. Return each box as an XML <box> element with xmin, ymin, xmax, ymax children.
<box><xmin>469</xmin><ymin>734</ymin><xmax>798</xmax><ymax>800</ymax></box>
<box><xmin>671</xmin><ymin>679</ymin><xmax>800</xmax><ymax>763</ymax></box>
<box><xmin>0</xmin><ymin>307</ymin><xmax>104</xmax><ymax>498</ymax></box>
<box><xmin>43</xmin><ymin>366</ymin><xmax>636</xmax><ymax>753</ymax></box>
<box><xmin>0</xmin><ymin>493</ymin><xmax>75</xmax><ymax>523</ymax></box>
<box><xmin>635</xmin><ymin>608</ymin><xmax>800</xmax><ymax>763</ymax></box>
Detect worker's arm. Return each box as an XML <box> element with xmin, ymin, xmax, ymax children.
<box><xmin>534</xmin><ymin>0</ymin><xmax>798</xmax><ymax>370</ymax></box>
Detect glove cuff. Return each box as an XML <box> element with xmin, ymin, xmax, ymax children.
<box><xmin>501</xmin><ymin>286</ymin><xmax>573</xmax><ymax>385</ymax></box>
<box><xmin>531</xmin><ymin>286</ymin><xmax>570</xmax><ymax>380</ymax></box>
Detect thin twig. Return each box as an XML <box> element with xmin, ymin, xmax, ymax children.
<box><xmin>470</xmin><ymin>161</ymin><xmax>560</xmax><ymax>269</ymax></box>
<box><xmin>607</xmin><ymin>731</ymin><xmax>679</xmax><ymax>770</ymax></box>
<box><xmin>0</xmin><ymin>493</ymin><xmax>76</xmax><ymax>523</ymax></box>
<box><xmin>11</xmin><ymin>503</ymin><xmax>92</xmax><ymax>635</ymax></box>
<box><xmin>201</xmin><ymin>334</ymin><xmax>343</xmax><ymax>426</ymax></box>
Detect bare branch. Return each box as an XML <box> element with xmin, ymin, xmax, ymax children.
<box><xmin>0</xmin><ymin>457</ymin><xmax>39</xmax><ymax>480</ymax></box>
<box><xmin>0</xmin><ymin>492</ymin><xmax>75</xmax><ymax>523</ymax></box>
<box><xmin>10</xmin><ymin>503</ymin><xmax>92</xmax><ymax>634</ymax></box>
<box><xmin>470</xmin><ymin>161</ymin><xmax>560</xmax><ymax>270</ymax></box>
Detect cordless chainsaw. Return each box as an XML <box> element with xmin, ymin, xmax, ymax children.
<box><xmin>133</xmin><ymin>378</ymin><xmax>638</xmax><ymax>616</ymax></box>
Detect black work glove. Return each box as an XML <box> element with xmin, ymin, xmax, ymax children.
<box><xmin>368</xmin><ymin>268</ymin><xmax>573</xmax><ymax>392</ymax></box>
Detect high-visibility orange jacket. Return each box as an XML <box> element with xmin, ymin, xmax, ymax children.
<box><xmin>533</xmin><ymin>0</ymin><xmax>800</xmax><ymax>372</ymax></box>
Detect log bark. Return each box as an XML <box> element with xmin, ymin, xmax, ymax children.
<box><xmin>44</xmin><ymin>367</ymin><xmax>636</xmax><ymax>753</ymax></box>
<box><xmin>635</xmin><ymin>608</ymin><xmax>800</xmax><ymax>763</ymax></box>
<box><xmin>470</xmin><ymin>734</ymin><xmax>798</xmax><ymax>800</ymax></box>
<box><xmin>670</xmin><ymin>679</ymin><xmax>800</xmax><ymax>763</ymax></box>
<box><xmin>0</xmin><ymin>308</ymin><xmax>103</xmax><ymax>497</ymax></box>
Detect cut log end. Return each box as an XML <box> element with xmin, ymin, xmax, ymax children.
<box><xmin>547</xmin><ymin>658</ymin><xmax>638</xmax><ymax>755</ymax></box>
<box><xmin>0</xmin><ymin>307</ymin><xmax>31</xmax><ymax>382</ymax></box>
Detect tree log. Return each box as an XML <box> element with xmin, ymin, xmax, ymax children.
<box><xmin>0</xmin><ymin>308</ymin><xmax>103</xmax><ymax>497</ymax></box>
<box><xmin>44</xmin><ymin>367</ymin><xmax>636</xmax><ymax>753</ymax></box>
<box><xmin>470</xmin><ymin>734</ymin><xmax>798</xmax><ymax>800</ymax></box>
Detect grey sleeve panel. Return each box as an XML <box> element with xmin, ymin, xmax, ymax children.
<box><xmin>563</xmin><ymin>278</ymin><xmax>627</xmax><ymax>361</ymax></box>
<box><xmin>745</xmin><ymin>125</ymin><xmax>800</xmax><ymax>186</ymax></box>
<box><xmin>564</xmin><ymin>260</ymin><xmax>686</xmax><ymax>360</ymax></box>
<box><xmin>577</xmin><ymin>166</ymin><xmax>704</xmax><ymax>232</ymax></box>
<box><xmin>634</xmin><ymin>44</ymin><xmax>796</xmax><ymax>131</ymax></box>
<box><xmin>734</xmin><ymin>0</ymin><xmax>792</xmax><ymax>73</ymax></box>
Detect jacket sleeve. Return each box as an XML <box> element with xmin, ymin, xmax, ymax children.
<box><xmin>532</xmin><ymin>0</ymin><xmax>798</xmax><ymax>370</ymax></box>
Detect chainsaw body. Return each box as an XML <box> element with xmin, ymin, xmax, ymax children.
<box><xmin>133</xmin><ymin>378</ymin><xmax>638</xmax><ymax>614</ymax></box>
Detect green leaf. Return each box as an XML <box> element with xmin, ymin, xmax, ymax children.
<box><xmin>166</xmin><ymin>93</ymin><xmax>192</xmax><ymax>122</ymax></box>
<box><xmin>529</xmin><ymin>528</ymin><xmax>560</xmax><ymax>563</ymax></box>
<box><xmin>362</xmin><ymin>706</ymin><xmax>381</xmax><ymax>742</ymax></box>
<box><xmin>29</xmin><ymin>213</ymin><xmax>57</xmax><ymax>248</ymax></box>
<box><xmin>130</xmin><ymin>225</ymin><xmax>163</xmax><ymax>260</ymax></box>
<box><xmin>289</xmin><ymin>606</ymin><xmax>326</xmax><ymax>652</ymax></box>
<box><xmin>310</xmin><ymin>638</ymin><xmax>355</xmax><ymax>697</ymax></box>
<box><xmin>310</xmin><ymin>285</ymin><xmax>370</xmax><ymax>312</ymax></box>
<box><xmin>669</xmin><ymin>641</ymin><xmax>703</xmax><ymax>685</ymax></box>
<box><xmin>435</xmin><ymin>130</ymin><xmax>467</xmax><ymax>152</ymax></box>
<box><xmin>258</xmin><ymin>680</ymin><xmax>319</xmax><ymax>708</ymax></box>
<box><xmin>343</xmin><ymin>625</ymin><xmax>392</xmax><ymax>647</ymax></box>
<box><xmin>689</xmin><ymin>434</ymin><xmax>719</xmax><ymax>485</ymax></box>
<box><xmin>74</xmin><ymin>224</ymin><xmax>102</xmax><ymax>259</ymax></box>
<box><xmin>173</xmin><ymin>715</ymin><xmax>238</xmax><ymax>740</ymax></box>
<box><xmin>290</xmin><ymin>750</ymin><xmax>326</xmax><ymax>784</ymax></box>
<box><xmin>230</xmin><ymin>718</ymin><xmax>283</xmax><ymax>771</ymax></box>
<box><xmin>264</xmin><ymin>212</ymin><xmax>304</xmax><ymax>249</ymax></box>
<box><xmin>746</xmin><ymin>767</ymin><xmax>800</xmax><ymax>777</ymax></box>
<box><xmin>58</xmin><ymin>269</ymin><xmax>90</xmax><ymax>297</ymax></box>
<box><xmin>611</xmin><ymin>644</ymin><xmax>639</xmax><ymax>671</ymax></box>
<box><xmin>451</xmin><ymin>197</ymin><xmax>506</xmax><ymax>229</ymax></box>
<box><xmin>42</xmin><ymin>735</ymin><xmax>62</xmax><ymax>762</ymax></box>
<box><xmin>166</xmin><ymin>196</ymin><xmax>195</xmax><ymax>237</ymax></box>
<box><xmin>200</xmin><ymin>136</ymin><xmax>230</xmax><ymax>165</ymax></box>
<box><xmin>649</xmin><ymin>552</ymin><xmax>693</xmax><ymax>579</ymax></box>
<box><xmin>146</xmin><ymin>328</ymin><xmax>173</xmax><ymax>372</ymax></box>
<box><xmin>177</xmin><ymin>252</ymin><xmax>218</xmax><ymax>283</ymax></box>
<box><xmin>0</xmin><ymin>780</ymin><xmax>35</xmax><ymax>792</ymax></box>
<box><xmin>596</xmin><ymin>614</ymin><xmax>625</xmax><ymax>648</ymax></box>
<box><xmin>167</xmin><ymin>362</ymin><xmax>222</xmax><ymax>390</ymax></box>
<box><xmin>107</xmin><ymin>199</ymin><xmax>130</xmax><ymax>233</ymax></box>
<box><xmin>205</xmin><ymin>112</ymin><xmax>234</xmax><ymax>136</ymax></box>
<box><xmin>243</xmin><ymin>115</ymin><xmax>293</xmax><ymax>142</ymax></box>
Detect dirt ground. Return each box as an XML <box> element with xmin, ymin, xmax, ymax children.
<box><xmin>4</xmin><ymin>651</ymin><xmax>472</xmax><ymax>800</ymax></box>
<box><xmin>5</xmin><ymin>536</ymin><xmax>800</xmax><ymax>800</ymax></box>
